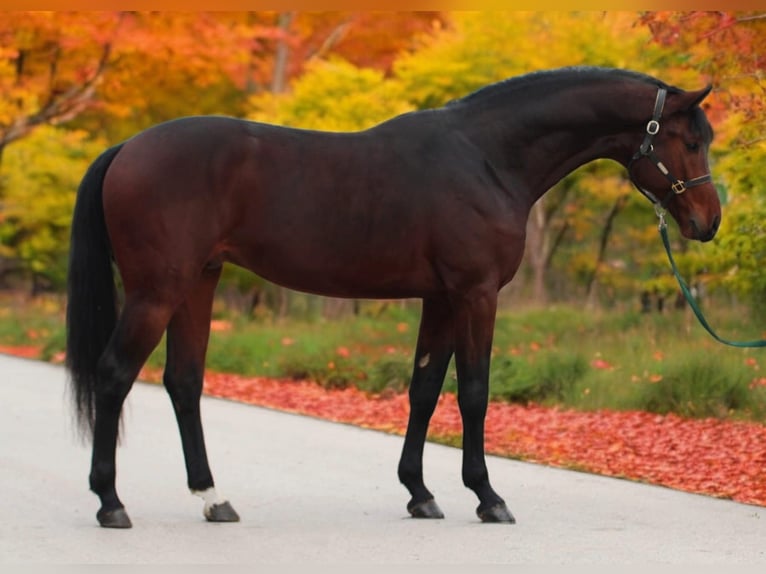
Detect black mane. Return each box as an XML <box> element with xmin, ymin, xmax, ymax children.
<box><xmin>450</xmin><ymin>66</ymin><xmax>678</xmax><ymax>106</ymax></box>
<box><xmin>448</xmin><ymin>66</ymin><xmax>713</xmax><ymax>141</ymax></box>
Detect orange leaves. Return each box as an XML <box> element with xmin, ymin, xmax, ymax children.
<box><xmin>641</xmin><ymin>11</ymin><xmax>766</xmax><ymax>132</ymax></box>
<box><xmin>202</xmin><ymin>370</ymin><xmax>766</xmax><ymax>507</ymax></box>
<box><xmin>286</xmin><ymin>12</ymin><xmax>447</xmax><ymax>76</ymax></box>
<box><xmin>0</xmin><ymin>12</ymin><xmax>119</xmax><ymax>139</ymax></box>
<box><xmin>209</xmin><ymin>320</ymin><xmax>232</xmax><ymax>333</ymax></box>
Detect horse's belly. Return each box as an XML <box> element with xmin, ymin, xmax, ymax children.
<box><xmin>226</xmin><ymin>247</ymin><xmax>435</xmax><ymax>300</ymax></box>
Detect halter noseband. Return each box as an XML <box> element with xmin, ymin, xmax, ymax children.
<box><xmin>627</xmin><ymin>87</ymin><xmax>712</xmax><ymax>210</ymax></box>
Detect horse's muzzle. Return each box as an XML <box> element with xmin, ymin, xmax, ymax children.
<box><xmin>691</xmin><ymin>214</ymin><xmax>720</xmax><ymax>243</ymax></box>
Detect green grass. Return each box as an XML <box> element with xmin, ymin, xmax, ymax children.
<box><xmin>0</xmin><ymin>294</ymin><xmax>67</xmax><ymax>361</ymax></box>
<box><xmin>2</xmin><ymin>293</ymin><xmax>765</xmax><ymax>422</ymax></box>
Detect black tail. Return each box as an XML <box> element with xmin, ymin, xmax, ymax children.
<box><xmin>66</xmin><ymin>143</ymin><xmax>124</xmax><ymax>441</ymax></box>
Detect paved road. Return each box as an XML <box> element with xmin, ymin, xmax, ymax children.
<box><xmin>1</xmin><ymin>354</ymin><xmax>765</xmax><ymax>564</ymax></box>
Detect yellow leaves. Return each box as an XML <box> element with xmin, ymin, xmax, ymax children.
<box><xmin>1</xmin><ymin>126</ymin><xmax>105</xmax><ymax>287</ymax></box>
<box><xmin>250</xmin><ymin>58</ymin><xmax>411</xmax><ymax>132</ymax></box>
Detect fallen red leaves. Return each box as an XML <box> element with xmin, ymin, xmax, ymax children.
<box><xmin>203</xmin><ymin>372</ymin><xmax>766</xmax><ymax>507</ymax></box>
<box><xmin>0</xmin><ymin>345</ymin><xmax>42</xmax><ymax>359</ymax></box>
<box><xmin>3</xmin><ymin>344</ymin><xmax>764</xmax><ymax>507</ymax></box>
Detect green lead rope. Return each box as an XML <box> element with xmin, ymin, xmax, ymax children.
<box><xmin>658</xmin><ymin>211</ymin><xmax>766</xmax><ymax>348</ymax></box>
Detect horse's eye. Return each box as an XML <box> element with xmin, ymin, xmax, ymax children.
<box><xmin>686</xmin><ymin>142</ymin><xmax>700</xmax><ymax>152</ymax></box>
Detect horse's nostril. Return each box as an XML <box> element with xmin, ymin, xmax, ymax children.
<box><xmin>694</xmin><ymin>214</ymin><xmax>720</xmax><ymax>242</ymax></box>
<box><xmin>690</xmin><ymin>215</ymin><xmax>720</xmax><ymax>242</ymax></box>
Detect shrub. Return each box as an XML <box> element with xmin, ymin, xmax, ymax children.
<box><xmin>368</xmin><ymin>357</ymin><xmax>412</xmax><ymax>394</ymax></box>
<box><xmin>489</xmin><ymin>350</ymin><xmax>589</xmax><ymax>404</ymax></box>
<box><xmin>636</xmin><ymin>352</ymin><xmax>765</xmax><ymax>419</ymax></box>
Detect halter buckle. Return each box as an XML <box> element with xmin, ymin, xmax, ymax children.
<box><xmin>646</xmin><ymin>120</ymin><xmax>660</xmax><ymax>135</ymax></box>
<box><xmin>671</xmin><ymin>180</ymin><xmax>687</xmax><ymax>195</ymax></box>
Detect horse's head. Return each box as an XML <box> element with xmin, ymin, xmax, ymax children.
<box><xmin>628</xmin><ymin>85</ymin><xmax>721</xmax><ymax>242</ymax></box>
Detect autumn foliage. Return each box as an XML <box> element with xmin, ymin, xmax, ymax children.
<box><xmin>1</xmin><ymin>12</ymin><xmax>765</xmax><ymax>508</ymax></box>
<box><xmin>641</xmin><ymin>11</ymin><xmax>765</xmax><ymax>144</ymax></box>
<box><xmin>3</xmin><ymin>11</ymin><xmax>766</xmax><ymax>302</ymax></box>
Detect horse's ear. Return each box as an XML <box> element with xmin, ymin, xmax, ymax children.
<box><xmin>669</xmin><ymin>85</ymin><xmax>713</xmax><ymax>112</ymax></box>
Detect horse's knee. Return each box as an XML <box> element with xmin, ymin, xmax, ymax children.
<box><xmin>408</xmin><ymin>390</ymin><xmax>439</xmax><ymax>418</ymax></box>
<box><xmin>457</xmin><ymin>384</ymin><xmax>488</xmax><ymax>419</ymax></box>
<box><xmin>408</xmin><ymin>371</ymin><xmax>444</xmax><ymax>414</ymax></box>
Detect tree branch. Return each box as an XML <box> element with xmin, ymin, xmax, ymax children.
<box><xmin>736</xmin><ymin>13</ymin><xmax>766</xmax><ymax>24</ymax></box>
<box><xmin>585</xmin><ymin>193</ymin><xmax>629</xmax><ymax>300</ymax></box>
<box><xmin>307</xmin><ymin>18</ymin><xmax>353</xmax><ymax>62</ymax></box>
<box><xmin>544</xmin><ymin>219</ymin><xmax>570</xmax><ymax>270</ymax></box>
<box><xmin>740</xmin><ymin>135</ymin><xmax>766</xmax><ymax>147</ymax></box>
<box><xmin>0</xmin><ymin>41</ymin><xmax>113</xmax><ymax>148</ymax></box>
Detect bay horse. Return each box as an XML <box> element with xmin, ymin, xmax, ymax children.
<box><xmin>66</xmin><ymin>66</ymin><xmax>720</xmax><ymax>528</ymax></box>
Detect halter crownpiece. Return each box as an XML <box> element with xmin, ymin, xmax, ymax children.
<box><xmin>628</xmin><ymin>86</ymin><xmax>713</xmax><ymax>210</ymax></box>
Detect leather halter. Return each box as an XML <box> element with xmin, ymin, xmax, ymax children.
<box><xmin>627</xmin><ymin>87</ymin><xmax>712</xmax><ymax>209</ymax></box>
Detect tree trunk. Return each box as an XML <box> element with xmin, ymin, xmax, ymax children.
<box><xmin>271</xmin><ymin>12</ymin><xmax>294</xmax><ymax>319</ymax></box>
<box><xmin>585</xmin><ymin>194</ymin><xmax>629</xmax><ymax>308</ymax></box>
<box><xmin>271</xmin><ymin>12</ymin><xmax>294</xmax><ymax>94</ymax></box>
<box><xmin>526</xmin><ymin>200</ymin><xmax>549</xmax><ymax>305</ymax></box>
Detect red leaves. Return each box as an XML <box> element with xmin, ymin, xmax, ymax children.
<box><xmin>0</xmin><ymin>345</ymin><xmax>41</xmax><ymax>358</ymax></box>
<box><xmin>482</xmin><ymin>405</ymin><xmax>766</xmax><ymax>505</ymax></box>
<box><xmin>203</xmin><ymin>372</ymin><xmax>766</xmax><ymax>507</ymax></box>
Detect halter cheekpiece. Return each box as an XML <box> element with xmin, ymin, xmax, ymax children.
<box><xmin>628</xmin><ymin>87</ymin><xmax>712</xmax><ymax>210</ymax></box>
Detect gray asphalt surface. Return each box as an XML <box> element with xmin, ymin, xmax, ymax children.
<box><xmin>1</xmin><ymin>353</ymin><xmax>765</xmax><ymax>565</ymax></box>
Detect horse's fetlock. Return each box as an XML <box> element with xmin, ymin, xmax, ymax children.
<box><xmin>398</xmin><ymin>464</ymin><xmax>421</xmax><ymax>487</ymax></box>
<box><xmin>462</xmin><ymin>468</ymin><xmax>489</xmax><ymax>491</ymax></box>
<box><xmin>89</xmin><ymin>463</ymin><xmax>115</xmax><ymax>493</ymax></box>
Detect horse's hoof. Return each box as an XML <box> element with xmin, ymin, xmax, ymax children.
<box><xmin>477</xmin><ymin>502</ymin><xmax>515</xmax><ymax>523</ymax></box>
<box><xmin>407</xmin><ymin>498</ymin><xmax>445</xmax><ymax>519</ymax></box>
<box><xmin>205</xmin><ymin>500</ymin><xmax>240</xmax><ymax>522</ymax></box>
<box><xmin>97</xmin><ymin>506</ymin><xmax>133</xmax><ymax>529</ymax></box>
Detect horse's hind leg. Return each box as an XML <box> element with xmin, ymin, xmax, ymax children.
<box><xmin>163</xmin><ymin>267</ymin><xmax>239</xmax><ymax>523</ymax></box>
<box><xmin>398</xmin><ymin>296</ymin><xmax>454</xmax><ymax>519</ymax></box>
<box><xmin>90</xmin><ymin>296</ymin><xmax>176</xmax><ymax>528</ymax></box>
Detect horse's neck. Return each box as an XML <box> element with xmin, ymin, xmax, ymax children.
<box><xmin>454</xmin><ymin>79</ymin><xmax>656</xmax><ymax>206</ymax></box>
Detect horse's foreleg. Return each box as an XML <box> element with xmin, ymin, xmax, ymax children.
<box><xmin>398</xmin><ymin>296</ymin><xmax>454</xmax><ymax>519</ymax></box>
<box><xmin>90</xmin><ymin>297</ymin><xmax>174</xmax><ymax>528</ymax></box>
<box><xmin>163</xmin><ymin>267</ymin><xmax>239</xmax><ymax>523</ymax></box>
<box><xmin>453</xmin><ymin>288</ymin><xmax>515</xmax><ymax>524</ymax></box>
